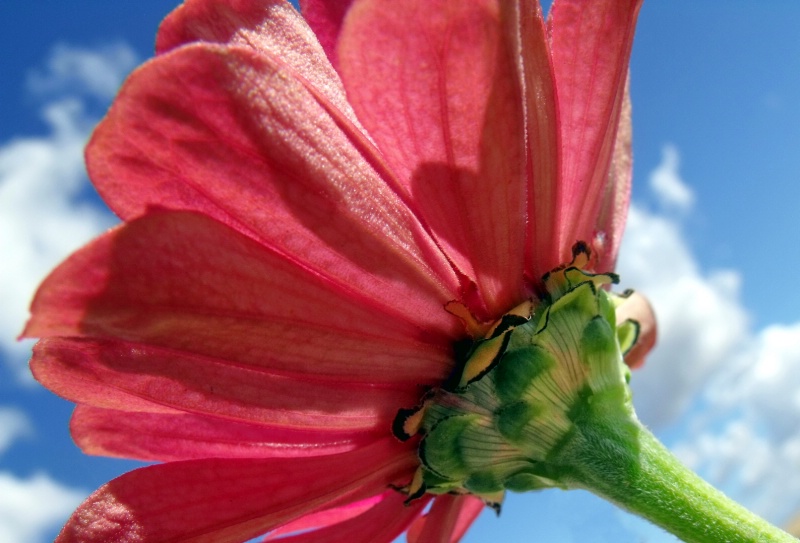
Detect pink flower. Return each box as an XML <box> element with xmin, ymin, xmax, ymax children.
<box><xmin>23</xmin><ymin>0</ymin><xmax>648</xmax><ymax>541</ymax></box>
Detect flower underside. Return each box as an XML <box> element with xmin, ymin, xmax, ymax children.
<box><xmin>394</xmin><ymin>242</ymin><xmax>641</xmax><ymax>512</ymax></box>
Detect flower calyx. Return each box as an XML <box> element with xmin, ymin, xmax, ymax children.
<box><xmin>393</xmin><ymin>243</ymin><xmax>644</xmax><ymax>511</ymax></box>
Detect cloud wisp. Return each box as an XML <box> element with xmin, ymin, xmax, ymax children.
<box><xmin>26</xmin><ymin>42</ymin><xmax>139</xmax><ymax>103</ymax></box>
<box><xmin>649</xmin><ymin>143</ymin><xmax>695</xmax><ymax>212</ymax></box>
<box><xmin>0</xmin><ymin>408</ymin><xmax>32</xmax><ymax>454</ymax></box>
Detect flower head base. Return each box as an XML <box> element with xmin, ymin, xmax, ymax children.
<box><xmin>397</xmin><ymin>243</ymin><xmax>642</xmax><ymax>510</ymax></box>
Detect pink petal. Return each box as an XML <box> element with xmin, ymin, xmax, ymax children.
<box><xmin>593</xmin><ymin>74</ymin><xmax>632</xmax><ymax>273</ymax></box>
<box><xmin>86</xmin><ymin>42</ymin><xmax>461</xmax><ymax>338</ymax></box>
<box><xmin>445</xmin><ymin>497</ymin><xmax>486</xmax><ymax>542</ymax></box>
<box><xmin>407</xmin><ymin>495</ymin><xmax>485</xmax><ymax>543</ymax></box>
<box><xmin>32</xmin><ymin>336</ymin><xmax>418</xmax><ymax>433</ymax></box>
<box><xmin>156</xmin><ymin>0</ymin><xmax>360</xmax><ymax>131</ymax></box>
<box><xmin>262</xmin><ymin>493</ymin><xmax>385</xmax><ymax>540</ymax></box>
<box><xmin>56</xmin><ymin>439</ymin><xmax>416</xmax><ymax>543</ymax></box>
<box><xmin>548</xmin><ymin>0</ymin><xmax>642</xmax><ymax>257</ymax></box>
<box><xmin>337</xmin><ymin>0</ymin><xmax>530</xmax><ymax>319</ymax></box>
<box><xmin>71</xmin><ymin>406</ymin><xmax>375</xmax><ymax>461</ymax></box>
<box><xmin>25</xmin><ymin>211</ymin><xmax>452</xmax><ymax>385</ymax></box>
<box><xmin>297</xmin><ymin>0</ymin><xmax>355</xmax><ymax>67</ymax></box>
<box><xmin>157</xmin><ymin>0</ymin><xmax>306</xmax><ymax>53</ymax></box>
<box><xmin>509</xmin><ymin>0</ymin><xmax>563</xmax><ymax>282</ymax></box>
<box><xmin>264</xmin><ymin>491</ymin><xmax>428</xmax><ymax>542</ymax></box>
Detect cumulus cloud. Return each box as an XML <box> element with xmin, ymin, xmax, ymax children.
<box><xmin>711</xmin><ymin>324</ymin><xmax>800</xmax><ymax>443</ymax></box>
<box><xmin>0</xmin><ymin>406</ymin><xmax>84</xmax><ymax>543</ymax></box>
<box><xmin>619</xmin><ymin>146</ymin><xmax>800</xmax><ymax>524</ymax></box>
<box><xmin>0</xmin><ymin>472</ymin><xmax>85</xmax><ymax>543</ymax></box>
<box><xmin>618</xmin><ymin>206</ymin><xmax>748</xmax><ymax>429</ymax></box>
<box><xmin>648</xmin><ymin>144</ymin><xmax>694</xmax><ymax>212</ymax></box>
<box><xmin>26</xmin><ymin>42</ymin><xmax>138</xmax><ymax>102</ymax></box>
<box><xmin>0</xmin><ymin>408</ymin><xmax>32</xmax><ymax>454</ymax></box>
<box><xmin>674</xmin><ymin>322</ymin><xmax>800</xmax><ymax>521</ymax></box>
<box><xmin>0</xmin><ymin>43</ymin><xmax>138</xmax><ymax>378</ymax></box>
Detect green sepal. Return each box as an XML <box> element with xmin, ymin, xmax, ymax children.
<box><xmin>495</xmin><ymin>400</ymin><xmax>540</xmax><ymax>444</ymax></box>
<box><xmin>420</xmin><ymin>414</ymin><xmax>475</xmax><ymax>479</ymax></box>
<box><xmin>616</xmin><ymin>318</ymin><xmax>640</xmax><ymax>355</ymax></box>
<box><xmin>493</xmin><ymin>345</ymin><xmax>555</xmax><ymax>404</ymax></box>
<box><xmin>465</xmin><ymin>471</ymin><xmax>505</xmax><ymax>494</ymax></box>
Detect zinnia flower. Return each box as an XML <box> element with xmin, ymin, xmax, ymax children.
<box><xmin>23</xmin><ymin>0</ymin><xmax>650</xmax><ymax>541</ymax></box>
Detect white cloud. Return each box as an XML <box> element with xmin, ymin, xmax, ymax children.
<box><xmin>26</xmin><ymin>43</ymin><xmax>138</xmax><ymax>101</ymax></box>
<box><xmin>0</xmin><ymin>43</ymin><xmax>137</xmax><ymax>378</ymax></box>
<box><xmin>0</xmin><ymin>409</ymin><xmax>78</xmax><ymax>543</ymax></box>
<box><xmin>710</xmin><ymin>324</ymin><xmax>800</xmax><ymax>443</ymax></box>
<box><xmin>0</xmin><ymin>472</ymin><xmax>86</xmax><ymax>543</ymax></box>
<box><xmin>619</xmin><ymin>145</ymin><xmax>800</xmax><ymax>524</ymax></box>
<box><xmin>618</xmin><ymin>206</ymin><xmax>748</xmax><ymax>429</ymax></box>
<box><xmin>649</xmin><ymin>144</ymin><xmax>694</xmax><ymax>212</ymax></box>
<box><xmin>0</xmin><ymin>408</ymin><xmax>32</xmax><ymax>455</ymax></box>
<box><xmin>675</xmin><ymin>323</ymin><xmax>800</xmax><ymax>521</ymax></box>
<box><xmin>674</xmin><ymin>421</ymin><xmax>800</xmax><ymax>522</ymax></box>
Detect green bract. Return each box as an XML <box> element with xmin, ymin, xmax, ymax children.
<box><xmin>395</xmin><ymin>244</ymin><xmax>641</xmax><ymax>510</ymax></box>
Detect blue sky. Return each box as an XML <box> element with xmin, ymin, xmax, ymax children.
<box><xmin>2</xmin><ymin>1</ymin><xmax>800</xmax><ymax>542</ymax></box>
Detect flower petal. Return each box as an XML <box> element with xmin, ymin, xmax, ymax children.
<box><xmin>86</xmin><ymin>42</ymin><xmax>461</xmax><ymax>337</ymax></box>
<box><xmin>594</xmin><ymin>74</ymin><xmax>632</xmax><ymax>273</ymax></box>
<box><xmin>55</xmin><ymin>439</ymin><xmax>416</xmax><ymax>543</ymax></box>
<box><xmin>407</xmin><ymin>495</ymin><xmax>485</xmax><ymax>543</ymax></box>
<box><xmin>25</xmin><ymin>211</ymin><xmax>452</xmax><ymax>385</ymax></box>
<box><xmin>32</xmin><ymin>336</ymin><xmax>417</xmax><ymax>433</ymax></box>
<box><xmin>156</xmin><ymin>0</ymin><xmax>359</xmax><ymax>131</ymax></box>
<box><xmin>337</xmin><ymin>0</ymin><xmax>529</xmax><ymax>318</ymax></box>
<box><xmin>297</xmin><ymin>0</ymin><xmax>355</xmax><ymax>67</ymax></box>
<box><xmin>264</xmin><ymin>491</ymin><xmax>427</xmax><ymax>542</ymax></box>
<box><xmin>509</xmin><ymin>0</ymin><xmax>563</xmax><ymax>281</ymax></box>
<box><xmin>262</xmin><ymin>494</ymin><xmax>385</xmax><ymax>540</ymax></box>
<box><xmin>548</xmin><ymin>0</ymin><xmax>642</xmax><ymax>254</ymax></box>
<box><xmin>71</xmin><ymin>406</ymin><xmax>374</xmax><ymax>461</ymax></box>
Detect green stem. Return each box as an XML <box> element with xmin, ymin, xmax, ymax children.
<box><xmin>558</xmin><ymin>418</ymin><xmax>796</xmax><ymax>543</ymax></box>
<box><xmin>408</xmin><ymin>252</ymin><xmax>797</xmax><ymax>540</ymax></box>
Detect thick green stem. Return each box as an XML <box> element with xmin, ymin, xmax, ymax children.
<box><xmin>559</xmin><ymin>418</ymin><xmax>796</xmax><ymax>543</ymax></box>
